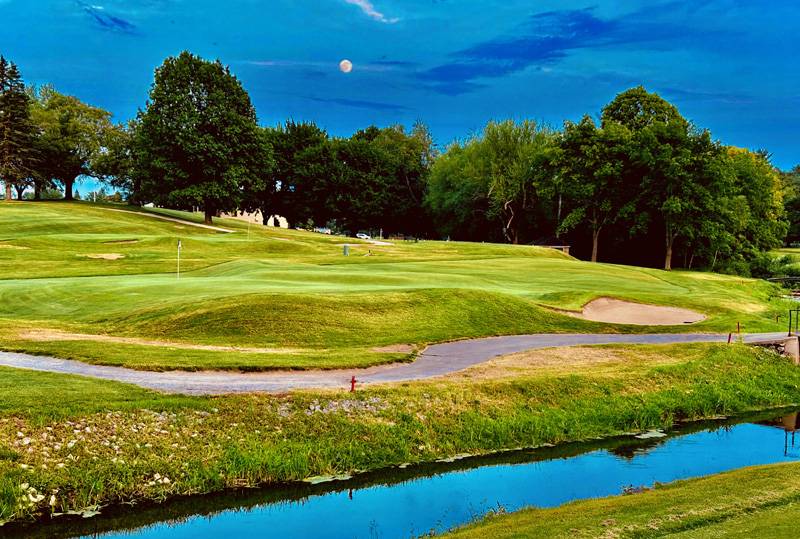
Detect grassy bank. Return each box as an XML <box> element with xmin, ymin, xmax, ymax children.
<box><xmin>445</xmin><ymin>461</ymin><xmax>800</xmax><ymax>538</ymax></box>
<box><xmin>0</xmin><ymin>201</ymin><xmax>790</xmax><ymax>370</ymax></box>
<box><xmin>2</xmin><ymin>343</ymin><xmax>800</xmax><ymax>525</ymax></box>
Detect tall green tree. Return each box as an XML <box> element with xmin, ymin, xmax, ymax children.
<box><xmin>0</xmin><ymin>57</ymin><xmax>36</xmax><ymax>201</ymax></box>
<box><xmin>426</xmin><ymin>120</ymin><xmax>556</xmax><ymax>243</ymax></box>
<box><xmin>134</xmin><ymin>51</ymin><xmax>270</xmax><ymax>223</ymax></box>
<box><xmin>782</xmin><ymin>165</ymin><xmax>800</xmax><ymax>244</ymax></box>
<box><xmin>251</xmin><ymin>120</ymin><xmax>328</xmax><ymax>226</ymax></box>
<box><xmin>726</xmin><ymin>147</ymin><xmax>787</xmax><ymax>253</ymax></box>
<box><xmin>557</xmin><ymin>116</ymin><xmax>636</xmax><ymax>262</ymax></box>
<box><xmin>29</xmin><ymin>85</ymin><xmax>113</xmax><ymax>200</ymax></box>
<box><xmin>426</xmin><ymin>142</ymin><xmax>494</xmax><ymax>241</ymax></box>
<box><xmin>602</xmin><ymin>87</ymin><xmax>724</xmax><ymax>270</ymax></box>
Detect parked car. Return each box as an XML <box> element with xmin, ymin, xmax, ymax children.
<box><xmin>356</xmin><ymin>233</ymin><xmax>371</xmax><ymax>240</ymax></box>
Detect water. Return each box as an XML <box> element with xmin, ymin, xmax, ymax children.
<box><xmin>11</xmin><ymin>410</ymin><xmax>800</xmax><ymax>539</ymax></box>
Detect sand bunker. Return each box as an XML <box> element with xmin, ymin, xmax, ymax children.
<box><xmin>576</xmin><ymin>298</ymin><xmax>705</xmax><ymax>325</ymax></box>
<box><xmin>20</xmin><ymin>329</ymin><xmax>298</xmax><ymax>354</ymax></box>
<box><xmin>81</xmin><ymin>253</ymin><xmax>126</xmax><ymax>260</ymax></box>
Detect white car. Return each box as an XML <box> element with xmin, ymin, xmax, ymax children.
<box><xmin>356</xmin><ymin>233</ymin><xmax>371</xmax><ymax>240</ymax></box>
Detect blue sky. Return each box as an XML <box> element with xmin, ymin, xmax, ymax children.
<box><xmin>1</xmin><ymin>0</ymin><xmax>798</xmax><ymax>169</ymax></box>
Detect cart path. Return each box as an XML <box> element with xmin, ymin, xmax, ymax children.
<box><xmin>0</xmin><ymin>332</ymin><xmax>787</xmax><ymax>395</ymax></box>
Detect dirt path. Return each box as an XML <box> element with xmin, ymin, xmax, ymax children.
<box><xmin>0</xmin><ymin>332</ymin><xmax>784</xmax><ymax>395</ymax></box>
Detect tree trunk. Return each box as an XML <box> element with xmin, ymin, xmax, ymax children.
<box><xmin>63</xmin><ymin>179</ymin><xmax>74</xmax><ymax>201</ymax></box>
<box><xmin>14</xmin><ymin>184</ymin><xmax>25</xmax><ymax>200</ymax></box>
<box><xmin>203</xmin><ymin>207</ymin><xmax>214</xmax><ymax>225</ymax></box>
<box><xmin>261</xmin><ymin>207</ymin><xmax>271</xmax><ymax>226</ymax></box>
<box><xmin>34</xmin><ymin>181</ymin><xmax>41</xmax><ymax>200</ymax></box>
<box><xmin>664</xmin><ymin>237</ymin><xmax>674</xmax><ymax>271</ymax></box>
<box><xmin>591</xmin><ymin>229</ymin><xmax>600</xmax><ymax>262</ymax></box>
<box><xmin>4</xmin><ymin>181</ymin><xmax>11</xmax><ymax>201</ymax></box>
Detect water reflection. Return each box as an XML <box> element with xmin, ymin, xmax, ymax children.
<box><xmin>759</xmin><ymin>412</ymin><xmax>800</xmax><ymax>457</ymax></box>
<box><xmin>6</xmin><ymin>409</ymin><xmax>800</xmax><ymax>539</ymax></box>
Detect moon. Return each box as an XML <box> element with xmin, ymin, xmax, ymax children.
<box><xmin>339</xmin><ymin>59</ymin><xmax>353</xmax><ymax>73</ymax></box>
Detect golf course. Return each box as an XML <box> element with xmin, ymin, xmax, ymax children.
<box><xmin>0</xmin><ymin>201</ymin><xmax>789</xmax><ymax>373</ymax></box>
<box><xmin>2</xmin><ymin>201</ymin><xmax>800</xmax><ymax>536</ymax></box>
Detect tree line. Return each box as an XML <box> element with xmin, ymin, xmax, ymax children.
<box><xmin>0</xmin><ymin>51</ymin><xmax>795</xmax><ymax>274</ymax></box>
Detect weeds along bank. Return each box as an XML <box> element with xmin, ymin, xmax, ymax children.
<box><xmin>2</xmin><ymin>343</ymin><xmax>800</xmax><ymax>526</ymax></box>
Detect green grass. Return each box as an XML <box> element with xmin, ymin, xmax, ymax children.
<box><xmin>1</xmin><ymin>343</ymin><xmax>800</xmax><ymax>525</ymax></box>
<box><xmin>0</xmin><ymin>201</ymin><xmax>790</xmax><ymax>370</ymax></box>
<box><xmin>445</xmin><ymin>461</ymin><xmax>800</xmax><ymax>538</ymax></box>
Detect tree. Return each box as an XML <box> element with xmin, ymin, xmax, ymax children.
<box><xmin>29</xmin><ymin>85</ymin><xmax>113</xmax><ymax>200</ymax></box>
<box><xmin>91</xmin><ymin>120</ymin><xmax>137</xmax><ymax>199</ymax></box>
<box><xmin>360</xmin><ymin>123</ymin><xmax>434</xmax><ymax>236</ymax></box>
<box><xmin>726</xmin><ymin>148</ymin><xmax>787</xmax><ymax>253</ymax></box>
<box><xmin>250</xmin><ymin>120</ymin><xmax>327</xmax><ymax>227</ymax></box>
<box><xmin>266</xmin><ymin>123</ymin><xmax>433</xmax><ymax>236</ymax></box>
<box><xmin>601</xmin><ymin>86</ymin><xmax>687</xmax><ymax>131</ymax></box>
<box><xmin>601</xmin><ymin>86</ymin><xmax>719</xmax><ymax>270</ymax></box>
<box><xmin>427</xmin><ymin>142</ymin><xmax>494</xmax><ymax>241</ymax></box>
<box><xmin>557</xmin><ymin>116</ymin><xmax>637</xmax><ymax>262</ymax></box>
<box><xmin>783</xmin><ymin>165</ymin><xmax>800</xmax><ymax>244</ymax></box>
<box><xmin>0</xmin><ymin>57</ymin><xmax>36</xmax><ymax>201</ymax></box>
<box><xmin>134</xmin><ymin>51</ymin><xmax>269</xmax><ymax>224</ymax></box>
<box><xmin>426</xmin><ymin>120</ymin><xmax>556</xmax><ymax>243</ymax></box>
<box><xmin>634</xmin><ymin>122</ymin><xmax>726</xmax><ymax>270</ymax></box>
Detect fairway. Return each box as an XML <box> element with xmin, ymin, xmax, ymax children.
<box><xmin>0</xmin><ymin>201</ymin><xmax>790</xmax><ymax>371</ymax></box>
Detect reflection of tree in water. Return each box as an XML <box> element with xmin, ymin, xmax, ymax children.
<box><xmin>609</xmin><ymin>437</ymin><xmax>668</xmax><ymax>460</ymax></box>
<box><xmin>758</xmin><ymin>412</ymin><xmax>800</xmax><ymax>456</ymax></box>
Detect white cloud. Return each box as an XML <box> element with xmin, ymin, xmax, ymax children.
<box><xmin>343</xmin><ymin>0</ymin><xmax>399</xmax><ymax>24</ymax></box>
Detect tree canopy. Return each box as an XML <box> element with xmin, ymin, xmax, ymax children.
<box><xmin>29</xmin><ymin>85</ymin><xmax>113</xmax><ymax>201</ymax></box>
<box><xmin>134</xmin><ymin>51</ymin><xmax>271</xmax><ymax>223</ymax></box>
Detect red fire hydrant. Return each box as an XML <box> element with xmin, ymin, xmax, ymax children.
<box><xmin>350</xmin><ymin>375</ymin><xmax>357</xmax><ymax>392</ymax></box>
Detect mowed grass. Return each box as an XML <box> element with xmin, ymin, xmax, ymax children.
<box><xmin>445</xmin><ymin>461</ymin><xmax>800</xmax><ymax>539</ymax></box>
<box><xmin>0</xmin><ymin>201</ymin><xmax>791</xmax><ymax>370</ymax></box>
<box><xmin>2</xmin><ymin>343</ymin><xmax>800</xmax><ymax>525</ymax></box>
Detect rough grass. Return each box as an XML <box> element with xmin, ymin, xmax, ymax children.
<box><xmin>445</xmin><ymin>462</ymin><xmax>800</xmax><ymax>539</ymax></box>
<box><xmin>2</xmin><ymin>343</ymin><xmax>800</xmax><ymax>525</ymax></box>
<box><xmin>0</xmin><ymin>201</ymin><xmax>791</xmax><ymax>370</ymax></box>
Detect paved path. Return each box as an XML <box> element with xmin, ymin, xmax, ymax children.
<box><xmin>0</xmin><ymin>333</ymin><xmax>787</xmax><ymax>395</ymax></box>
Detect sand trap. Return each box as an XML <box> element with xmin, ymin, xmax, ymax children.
<box><xmin>81</xmin><ymin>253</ymin><xmax>125</xmax><ymax>260</ymax></box>
<box><xmin>0</xmin><ymin>244</ymin><xmax>28</xmax><ymax>250</ymax></box>
<box><xmin>576</xmin><ymin>298</ymin><xmax>705</xmax><ymax>325</ymax></box>
<box><xmin>20</xmin><ymin>329</ymin><xmax>299</xmax><ymax>354</ymax></box>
